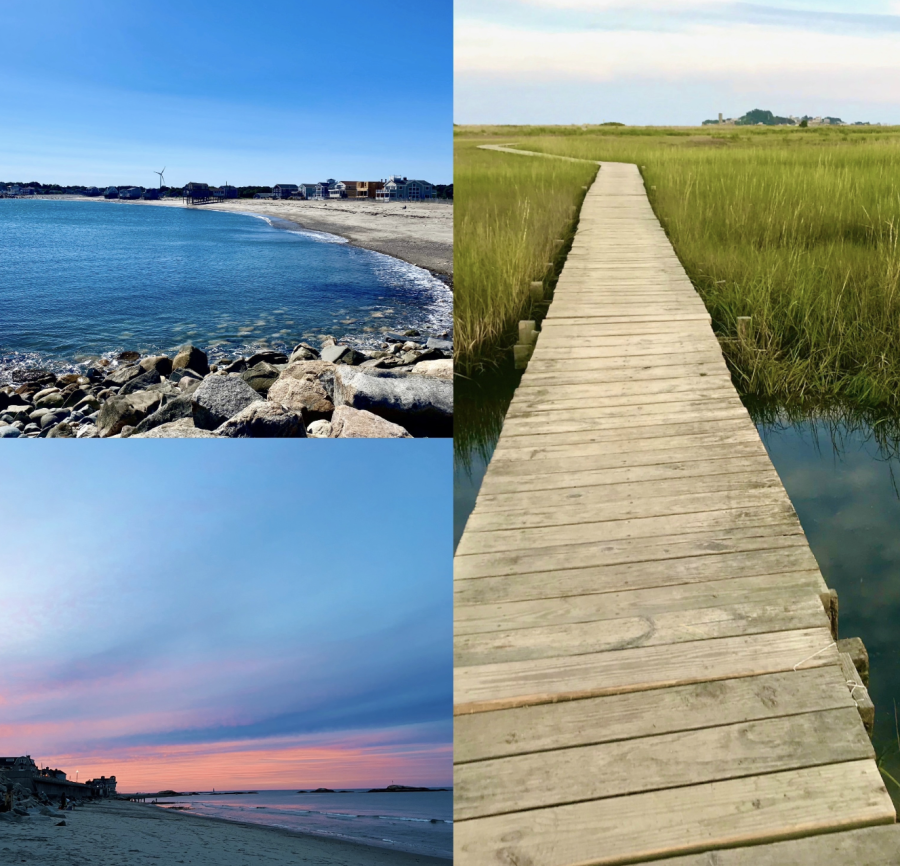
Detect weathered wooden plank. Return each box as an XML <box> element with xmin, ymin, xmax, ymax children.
<box><xmin>506</xmin><ymin>389</ymin><xmax>742</xmax><ymax>415</ymax></box>
<box><xmin>455</xmin><ymin>627</ymin><xmax>840</xmax><ymax>714</ymax></box>
<box><xmin>455</xmin><ymin>570</ymin><xmax>827</xmax><ymax>634</ymax></box>
<box><xmin>455</xmin><ymin>596</ymin><xmax>828</xmax><ymax>667</ymax></box>
<box><xmin>490</xmin><ymin>430</ymin><xmax>764</xmax><ymax>463</ymax></box>
<box><xmin>655</xmin><ymin>824</ymin><xmax>900</xmax><ymax>865</ymax></box>
<box><xmin>453</xmin><ymin>761</ymin><xmax>894</xmax><ymax>866</ymax></box>
<box><xmin>454</xmin><ymin>535</ymin><xmax>814</xmax><ymax>587</ymax></box>
<box><xmin>499</xmin><ymin>407</ymin><xmax>749</xmax><ymax>436</ymax></box>
<box><xmin>466</xmin><ymin>486</ymin><xmax>792</xmax><ymax>533</ymax></box>
<box><xmin>454</xmin><ymin>668</ymin><xmax>854</xmax><ymax>763</ymax></box>
<box><xmin>457</xmin><ymin>502</ymin><xmax>799</xmax><ymax>557</ymax></box>
<box><xmin>515</xmin><ymin>375</ymin><xmax>734</xmax><ymax>398</ymax></box>
<box><xmin>456</xmin><ymin>707</ymin><xmax>873</xmax><ymax>820</ymax></box>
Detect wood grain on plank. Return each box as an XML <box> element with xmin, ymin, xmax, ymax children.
<box><xmin>453</xmin><ymin>761</ymin><xmax>894</xmax><ymax>866</ymax></box>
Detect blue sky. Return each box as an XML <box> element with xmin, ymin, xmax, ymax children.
<box><xmin>0</xmin><ymin>442</ymin><xmax>452</xmax><ymax>789</ymax></box>
<box><xmin>455</xmin><ymin>0</ymin><xmax>900</xmax><ymax>125</ymax></box>
<box><xmin>0</xmin><ymin>0</ymin><xmax>452</xmax><ymax>187</ymax></box>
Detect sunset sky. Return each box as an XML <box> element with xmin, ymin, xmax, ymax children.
<box><xmin>0</xmin><ymin>443</ymin><xmax>451</xmax><ymax>791</ymax></box>
<box><xmin>455</xmin><ymin>0</ymin><xmax>900</xmax><ymax>125</ymax></box>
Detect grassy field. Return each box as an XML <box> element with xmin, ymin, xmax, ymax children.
<box><xmin>454</xmin><ymin>137</ymin><xmax>597</xmax><ymax>376</ymax></box>
<box><xmin>456</xmin><ymin>124</ymin><xmax>900</xmax><ymax>411</ymax></box>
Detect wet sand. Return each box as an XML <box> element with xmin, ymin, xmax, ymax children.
<box><xmin>0</xmin><ymin>800</ymin><xmax>450</xmax><ymax>865</ymax></box>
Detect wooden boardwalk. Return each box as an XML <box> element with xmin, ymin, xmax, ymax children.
<box><xmin>454</xmin><ymin>159</ymin><xmax>899</xmax><ymax>864</ymax></box>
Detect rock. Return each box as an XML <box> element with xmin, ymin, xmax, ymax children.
<box><xmin>330</xmin><ymin>406</ymin><xmax>412</xmax><ymax>438</ymax></box>
<box><xmin>399</xmin><ymin>351</ymin><xmax>421</xmax><ymax>365</ymax></box>
<box><xmin>56</xmin><ymin>820</ymin><xmax>66</xmax><ymax>826</ymax></box>
<box><xmin>247</xmin><ymin>350</ymin><xmax>289</xmax><ymax>366</ymax></box>
<box><xmin>139</xmin><ymin>355</ymin><xmax>174</xmax><ymax>376</ymax></box>
<box><xmin>35</xmin><ymin>392</ymin><xmax>65</xmax><ymax>409</ymax></box>
<box><xmin>11</xmin><ymin>369</ymin><xmax>55</xmax><ymax>386</ymax></box>
<box><xmin>289</xmin><ymin>343</ymin><xmax>320</xmax><ymax>362</ymax></box>
<box><xmin>267</xmin><ymin>375</ymin><xmax>334</xmax><ymax>422</ymax></box>
<box><xmin>76</xmin><ymin>424</ymin><xmax>99</xmax><ymax>438</ymax></box>
<box><xmin>410</xmin><ymin>359</ymin><xmax>453</xmax><ymax>379</ymax></box>
<box><xmin>130</xmin><ymin>418</ymin><xmax>219</xmax><ymax>438</ymax></box>
<box><xmin>117</xmin><ymin>350</ymin><xmax>141</xmax><ymax>362</ymax></box>
<box><xmin>384</xmin><ymin>332</ymin><xmax>426</xmax><ymax>344</ymax></box>
<box><xmin>170</xmin><ymin>367</ymin><xmax>203</xmax><ymax>384</ymax></box>
<box><xmin>132</xmin><ymin>394</ymin><xmax>193</xmax><ymax>434</ymax></box>
<box><xmin>0</xmin><ymin>426</ymin><xmax>21</xmax><ymax>438</ymax></box>
<box><xmin>97</xmin><ymin>392</ymin><xmax>162</xmax><ymax>437</ymax></box>
<box><xmin>403</xmin><ymin>329</ymin><xmax>421</xmax><ymax>337</ymax></box>
<box><xmin>190</xmin><ymin>375</ymin><xmax>261</xmax><ymax>430</ymax></box>
<box><xmin>104</xmin><ymin>365</ymin><xmax>144</xmax><ymax>387</ymax></box>
<box><xmin>273</xmin><ymin>361</ymin><xmax>336</xmax><ymax>399</ymax></box>
<box><xmin>62</xmin><ymin>387</ymin><xmax>89</xmax><ymax>408</ymax></box>
<box><xmin>321</xmin><ymin>344</ymin><xmax>354</xmax><ymax>364</ymax></box>
<box><xmin>358</xmin><ymin>358</ymin><xmax>387</xmax><ymax>370</ymax></box>
<box><xmin>215</xmin><ymin>401</ymin><xmax>307</xmax><ymax>437</ymax></box>
<box><xmin>74</xmin><ymin>394</ymin><xmax>102</xmax><ymax>413</ymax></box>
<box><xmin>119</xmin><ymin>369</ymin><xmax>162</xmax><ymax>395</ymax></box>
<box><xmin>306</xmin><ymin>419</ymin><xmax>333</xmax><ymax>438</ymax></box>
<box><xmin>222</xmin><ymin>358</ymin><xmax>248</xmax><ymax>374</ymax></box>
<box><xmin>172</xmin><ymin>344</ymin><xmax>210</xmax><ymax>376</ymax></box>
<box><xmin>333</xmin><ymin>368</ymin><xmax>452</xmax><ymax>437</ymax></box>
<box><xmin>41</xmin><ymin>409</ymin><xmax>70</xmax><ymax>429</ymax></box>
<box><xmin>46</xmin><ymin>422</ymin><xmax>76</xmax><ymax>438</ymax></box>
<box><xmin>241</xmin><ymin>361</ymin><xmax>281</xmax><ymax>395</ymax></box>
<box><xmin>426</xmin><ymin>337</ymin><xmax>453</xmax><ymax>352</ymax></box>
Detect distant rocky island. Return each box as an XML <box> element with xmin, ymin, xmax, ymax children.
<box><xmin>703</xmin><ymin>108</ymin><xmax>876</xmax><ymax>127</ymax></box>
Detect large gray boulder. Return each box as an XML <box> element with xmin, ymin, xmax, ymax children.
<box><xmin>241</xmin><ymin>362</ymin><xmax>281</xmax><ymax>395</ymax></box>
<box><xmin>215</xmin><ymin>401</ymin><xmax>307</xmax><ymax>438</ymax></box>
<box><xmin>410</xmin><ymin>359</ymin><xmax>453</xmax><ymax>379</ymax></box>
<box><xmin>190</xmin><ymin>375</ymin><xmax>261</xmax><ymax>430</ymax></box>
<box><xmin>272</xmin><ymin>361</ymin><xmax>336</xmax><ymax>399</ymax></box>
<box><xmin>172</xmin><ymin>344</ymin><xmax>210</xmax><ymax>376</ymax></box>
<box><xmin>0</xmin><ymin>426</ymin><xmax>21</xmax><ymax>438</ymax></box>
<box><xmin>321</xmin><ymin>344</ymin><xmax>364</xmax><ymax>365</ymax></box>
<box><xmin>333</xmin><ymin>368</ymin><xmax>452</xmax><ymax>437</ymax></box>
<box><xmin>289</xmin><ymin>343</ymin><xmax>320</xmax><ymax>362</ymax></box>
<box><xmin>330</xmin><ymin>406</ymin><xmax>412</xmax><ymax>438</ymax></box>
<box><xmin>97</xmin><ymin>391</ymin><xmax>162</xmax><ymax>437</ymax></box>
<box><xmin>426</xmin><ymin>337</ymin><xmax>453</xmax><ymax>352</ymax></box>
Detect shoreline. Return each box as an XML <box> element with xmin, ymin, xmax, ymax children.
<box><xmin>0</xmin><ymin>799</ymin><xmax>450</xmax><ymax>865</ymax></box>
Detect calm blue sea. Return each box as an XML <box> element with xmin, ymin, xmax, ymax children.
<box><xmin>0</xmin><ymin>199</ymin><xmax>451</xmax><ymax>379</ymax></box>
<box><xmin>154</xmin><ymin>789</ymin><xmax>452</xmax><ymax>858</ymax></box>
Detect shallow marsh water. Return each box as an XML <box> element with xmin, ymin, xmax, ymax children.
<box><xmin>0</xmin><ymin>199</ymin><xmax>451</xmax><ymax>379</ymax></box>
<box><xmin>455</xmin><ymin>367</ymin><xmax>900</xmax><ymax>803</ymax></box>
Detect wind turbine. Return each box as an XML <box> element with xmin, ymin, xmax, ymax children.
<box><xmin>155</xmin><ymin>167</ymin><xmax>166</xmax><ymax>189</ymax></box>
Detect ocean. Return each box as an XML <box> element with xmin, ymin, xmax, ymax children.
<box><xmin>0</xmin><ymin>199</ymin><xmax>451</xmax><ymax>380</ymax></box>
<box><xmin>153</xmin><ymin>789</ymin><xmax>452</xmax><ymax>859</ymax></box>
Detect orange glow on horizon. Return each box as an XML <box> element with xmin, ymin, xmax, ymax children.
<box><xmin>32</xmin><ymin>738</ymin><xmax>452</xmax><ymax>792</ymax></box>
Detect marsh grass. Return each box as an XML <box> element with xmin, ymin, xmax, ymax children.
<box><xmin>454</xmin><ymin>138</ymin><xmax>597</xmax><ymax>375</ymax></box>
<box><xmin>458</xmin><ymin>125</ymin><xmax>900</xmax><ymax>410</ymax></box>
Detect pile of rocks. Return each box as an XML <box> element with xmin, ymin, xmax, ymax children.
<box><xmin>0</xmin><ymin>334</ymin><xmax>453</xmax><ymax>439</ymax></box>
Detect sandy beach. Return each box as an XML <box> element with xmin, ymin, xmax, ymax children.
<box><xmin>68</xmin><ymin>195</ymin><xmax>454</xmax><ymax>276</ymax></box>
<box><xmin>0</xmin><ymin>799</ymin><xmax>450</xmax><ymax>865</ymax></box>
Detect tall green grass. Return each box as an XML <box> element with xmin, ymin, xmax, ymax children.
<box><xmin>458</xmin><ymin>125</ymin><xmax>900</xmax><ymax>409</ymax></box>
<box><xmin>454</xmin><ymin>138</ymin><xmax>597</xmax><ymax>376</ymax></box>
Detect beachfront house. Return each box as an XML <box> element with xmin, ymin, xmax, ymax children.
<box><xmin>355</xmin><ymin>180</ymin><xmax>385</xmax><ymax>199</ymax></box>
<box><xmin>253</xmin><ymin>192</ymin><xmax>275</xmax><ymax>199</ymax></box>
<box><xmin>0</xmin><ymin>756</ymin><xmax>39</xmax><ymax>780</ymax></box>
<box><xmin>104</xmin><ymin>187</ymin><xmax>119</xmax><ymax>199</ymax></box>
<box><xmin>85</xmin><ymin>775</ymin><xmax>117</xmax><ymax>798</ymax></box>
<box><xmin>119</xmin><ymin>187</ymin><xmax>142</xmax><ymax>199</ymax></box>
<box><xmin>38</xmin><ymin>767</ymin><xmax>67</xmax><ymax>781</ymax></box>
<box><xmin>297</xmin><ymin>183</ymin><xmax>317</xmax><ymax>200</ymax></box>
<box><xmin>142</xmin><ymin>188</ymin><xmax>160</xmax><ymax>200</ymax></box>
<box><xmin>213</xmin><ymin>185</ymin><xmax>238</xmax><ymax>199</ymax></box>
<box><xmin>375</xmin><ymin>176</ymin><xmax>437</xmax><ymax>202</ymax></box>
<box><xmin>315</xmin><ymin>179</ymin><xmax>337</xmax><ymax>200</ymax></box>
<box><xmin>273</xmin><ymin>184</ymin><xmax>299</xmax><ymax>199</ymax></box>
<box><xmin>183</xmin><ymin>182</ymin><xmax>213</xmax><ymax>203</ymax></box>
<box><xmin>84</xmin><ymin>186</ymin><xmax>100</xmax><ymax>197</ymax></box>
